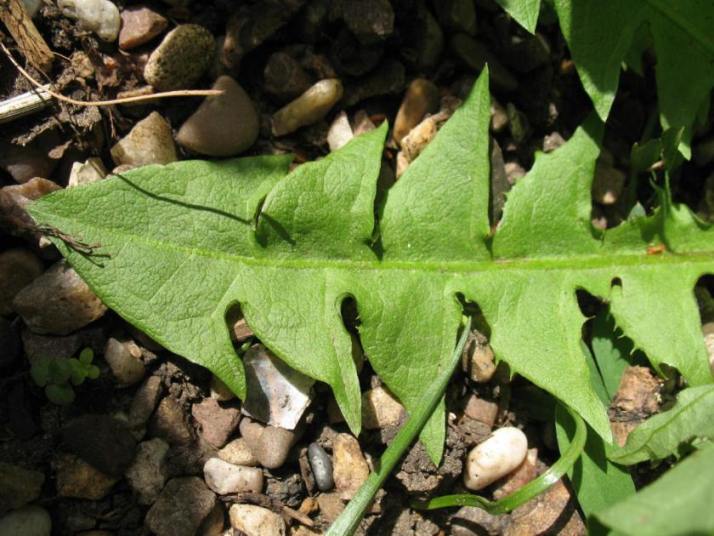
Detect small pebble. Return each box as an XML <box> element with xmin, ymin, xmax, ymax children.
<box><xmin>316</xmin><ymin>492</ymin><xmax>345</xmax><ymax>523</ymax></box>
<box><xmin>507</xmin><ymin>103</ymin><xmax>530</xmax><ymax>143</ymax></box>
<box><xmin>0</xmin><ymin>249</ymin><xmax>43</xmax><ymax>316</ymax></box>
<box><xmin>176</xmin><ymin>76</ymin><xmax>259</xmax><ymax>157</ymax></box>
<box><xmin>344</xmin><ymin>59</ymin><xmax>405</xmax><ymax>106</ymax></box>
<box><xmin>307</xmin><ymin>442</ymin><xmax>334</xmax><ymax>491</ymax></box>
<box><xmin>493</xmin><ymin>448</ymin><xmax>538</xmax><ymax>499</ymax></box>
<box><xmin>218</xmin><ymin>437</ymin><xmax>258</xmax><ymax>467</ymax></box>
<box><xmin>12</xmin><ymin>261</ymin><xmax>106</xmax><ymax>336</ymax></box>
<box><xmin>146</xmin><ymin>477</ymin><xmax>217</xmax><ymax>536</ymax></box>
<box><xmin>462</xmin><ymin>331</ymin><xmax>497</xmax><ymax>383</ymax></box>
<box><xmin>68</xmin><ymin>157</ymin><xmax>107</xmax><ymax>188</ymax></box>
<box><xmin>463</xmin><ymin>427</ymin><xmax>528</xmax><ymax>491</ymax></box>
<box><xmin>592</xmin><ymin>157</ymin><xmax>626</xmax><ymax>205</ymax></box>
<box><xmin>110</xmin><ymin>111</ymin><xmax>177</xmax><ymax>167</ymax></box>
<box><xmin>393</xmin><ymin>78</ymin><xmax>440</xmax><ymax>145</ymax></box>
<box><xmin>340</xmin><ymin>0</ymin><xmax>395</xmax><ymax>44</ymax></box>
<box><xmin>203</xmin><ymin>457</ymin><xmax>263</xmax><ymax>495</ymax></box>
<box><xmin>450</xmin><ymin>34</ymin><xmax>517</xmax><ymax>92</ymax></box>
<box><xmin>490</xmin><ymin>99</ymin><xmax>509</xmax><ymax>133</ymax></box>
<box><xmin>333</xmin><ymin>433</ymin><xmax>370</xmax><ymax>500</ymax></box>
<box><xmin>61</xmin><ymin>414</ymin><xmax>138</xmax><ymax>477</ymax></box>
<box><xmin>264</xmin><ymin>51</ymin><xmax>314</xmax><ymax>103</ymax></box>
<box><xmin>0</xmin><ymin>463</ymin><xmax>44</xmax><ymax>514</ymax></box>
<box><xmin>400</xmin><ymin>115</ymin><xmax>438</xmax><ymax>167</ymax></box>
<box><xmin>58</xmin><ymin>0</ymin><xmax>121</xmax><ymax>42</ymax></box>
<box><xmin>0</xmin><ymin>506</ymin><xmax>51</xmax><ymax>536</ymax></box>
<box><xmin>144</xmin><ymin>25</ymin><xmax>215</xmax><ymax>91</ymax></box>
<box><xmin>239</xmin><ymin>418</ymin><xmax>296</xmax><ymax>470</ymax></box>
<box><xmin>125</xmin><ymin>438</ymin><xmax>169</xmax><ymax>504</ymax></box>
<box><xmin>149</xmin><ymin>397</ymin><xmax>194</xmax><ymax>445</ymax></box>
<box><xmin>54</xmin><ymin>452</ymin><xmax>118</xmax><ymax>500</ymax></box>
<box><xmin>104</xmin><ymin>337</ymin><xmax>146</xmax><ymax>386</ymax></box>
<box><xmin>327</xmin><ymin>111</ymin><xmax>354</xmax><ymax>152</ymax></box>
<box><xmin>542</xmin><ymin>132</ymin><xmax>566</xmax><ymax>153</ymax></box>
<box><xmin>191</xmin><ymin>398</ymin><xmax>241</xmax><ymax>448</ymax></box>
<box><xmin>0</xmin><ymin>138</ymin><xmax>58</xmax><ymax>184</ymax></box>
<box><xmin>57</xmin><ymin>0</ymin><xmax>121</xmax><ymax>43</ymax></box>
<box><xmin>272</xmin><ymin>79</ymin><xmax>343</xmax><ymax>136</ymax></box>
<box><xmin>361</xmin><ymin>386</ymin><xmax>405</xmax><ymax>429</ymax></box>
<box><xmin>229</xmin><ymin>504</ymin><xmax>286</xmax><ymax>536</ymax></box>
<box><xmin>119</xmin><ymin>6</ymin><xmax>168</xmax><ymax>50</ymax></box>
<box><xmin>242</xmin><ymin>345</ymin><xmax>314</xmax><ymax>430</ymax></box>
<box><xmin>129</xmin><ymin>375</ymin><xmax>163</xmax><ymax>431</ymax></box>
<box><xmin>463</xmin><ymin>395</ymin><xmax>499</xmax><ymax>429</ymax></box>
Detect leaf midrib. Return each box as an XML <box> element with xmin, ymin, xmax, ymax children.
<box><xmin>37</xmin><ymin>209</ymin><xmax>714</xmax><ymax>275</ymax></box>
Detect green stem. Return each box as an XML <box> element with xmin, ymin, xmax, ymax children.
<box><xmin>412</xmin><ymin>403</ymin><xmax>587</xmax><ymax>514</ymax></box>
<box><xmin>326</xmin><ymin>317</ymin><xmax>472</xmax><ymax>536</ymax></box>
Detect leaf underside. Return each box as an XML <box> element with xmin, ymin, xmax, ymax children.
<box><xmin>29</xmin><ymin>69</ymin><xmax>713</xmax><ymax>462</ymax></box>
<box><xmin>500</xmin><ymin>0</ymin><xmax>714</xmax><ymax>156</ymax></box>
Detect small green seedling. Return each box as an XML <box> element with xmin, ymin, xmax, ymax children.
<box><xmin>30</xmin><ymin>348</ymin><xmax>100</xmax><ymax>405</ymax></box>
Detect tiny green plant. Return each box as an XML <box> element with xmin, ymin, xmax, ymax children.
<box><xmin>30</xmin><ymin>348</ymin><xmax>100</xmax><ymax>405</ymax></box>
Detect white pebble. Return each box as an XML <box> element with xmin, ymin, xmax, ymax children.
<box><xmin>327</xmin><ymin>111</ymin><xmax>353</xmax><ymax>152</ymax></box>
<box><xmin>229</xmin><ymin>504</ymin><xmax>286</xmax><ymax>536</ymax></box>
<box><xmin>203</xmin><ymin>457</ymin><xmax>263</xmax><ymax>495</ymax></box>
<box><xmin>464</xmin><ymin>427</ymin><xmax>528</xmax><ymax>491</ymax></box>
<box><xmin>58</xmin><ymin>0</ymin><xmax>121</xmax><ymax>42</ymax></box>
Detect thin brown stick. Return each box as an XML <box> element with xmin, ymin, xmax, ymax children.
<box><xmin>0</xmin><ymin>41</ymin><xmax>223</xmax><ymax>106</ymax></box>
<box><xmin>0</xmin><ymin>0</ymin><xmax>53</xmax><ymax>71</ymax></box>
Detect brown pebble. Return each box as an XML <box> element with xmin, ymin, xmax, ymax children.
<box><xmin>119</xmin><ymin>6</ymin><xmax>168</xmax><ymax>50</ymax></box>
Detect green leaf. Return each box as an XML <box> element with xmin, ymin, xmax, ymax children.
<box><xmin>79</xmin><ymin>348</ymin><xmax>94</xmax><ymax>365</ymax></box>
<box><xmin>30</xmin><ymin>357</ymin><xmax>51</xmax><ymax>387</ymax></box>
<box><xmin>497</xmin><ymin>0</ymin><xmax>714</xmax><ymax>157</ymax></box>
<box><xmin>494</xmin><ymin>0</ymin><xmax>541</xmax><ymax>33</ymax></box>
<box><xmin>590</xmin><ymin>310</ymin><xmax>633</xmax><ymax>401</ymax></box>
<box><xmin>45</xmin><ymin>383</ymin><xmax>75</xmax><ymax>406</ymax></box>
<box><xmin>596</xmin><ymin>442</ymin><xmax>714</xmax><ymax>536</ymax></box>
<box><xmin>610</xmin><ymin>385</ymin><xmax>714</xmax><ymax>465</ymax></box>
<box><xmin>28</xmin><ymin>69</ymin><xmax>714</xmax><ymax>463</ymax></box>
<box><xmin>556</xmin><ymin>404</ymin><xmax>635</xmax><ymax>526</ymax></box>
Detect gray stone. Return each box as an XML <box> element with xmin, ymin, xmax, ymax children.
<box><xmin>125</xmin><ymin>438</ymin><xmax>169</xmax><ymax>504</ymax></box>
<box><xmin>13</xmin><ymin>261</ymin><xmax>106</xmax><ymax>336</ymax></box>
<box><xmin>54</xmin><ymin>452</ymin><xmax>118</xmax><ymax>500</ymax></box>
<box><xmin>272</xmin><ymin>79</ymin><xmax>343</xmax><ymax>136</ymax></box>
<box><xmin>0</xmin><ymin>139</ymin><xmax>58</xmax><ymax>185</ymax></box>
<box><xmin>0</xmin><ymin>463</ymin><xmax>44</xmax><ymax>514</ymax></box>
<box><xmin>203</xmin><ymin>457</ymin><xmax>263</xmax><ymax>495</ymax></box>
<box><xmin>104</xmin><ymin>337</ymin><xmax>146</xmax><ymax>386</ymax></box>
<box><xmin>144</xmin><ymin>25</ymin><xmax>215</xmax><ymax>91</ymax></box>
<box><xmin>0</xmin><ymin>249</ymin><xmax>43</xmax><ymax>316</ymax></box>
<box><xmin>129</xmin><ymin>375</ymin><xmax>163</xmax><ymax>431</ymax></box>
<box><xmin>229</xmin><ymin>504</ymin><xmax>286</xmax><ymax>536</ymax></box>
<box><xmin>242</xmin><ymin>345</ymin><xmax>314</xmax><ymax>430</ymax></box>
<box><xmin>434</xmin><ymin>0</ymin><xmax>477</xmax><ymax>35</ymax></box>
<box><xmin>0</xmin><ymin>506</ymin><xmax>51</xmax><ymax>536</ymax></box>
<box><xmin>61</xmin><ymin>414</ymin><xmax>137</xmax><ymax>477</ymax></box>
<box><xmin>191</xmin><ymin>398</ymin><xmax>241</xmax><ymax>448</ymax></box>
<box><xmin>149</xmin><ymin>396</ymin><xmax>194</xmax><ymax>445</ymax></box>
<box><xmin>307</xmin><ymin>442</ymin><xmax>333</xmax><ymax>491</ymax></box>
<box><xmin>340</xmin><ymin>0</ymin><xmax>394</xmax><ymax>45</ymax></box>
<box><xmin>58</xmin><ymin>0</ymin><xmax>121</xmax><ymax>41</ymax></box>
<box><xmin>110</xmin><ymin>111</ymin><xmax>177</xmax><ymax>167</ymax></box>
<box><xmin>344</xmin><ymin>59</ymin><xmax>405</xmax><ymax>106</ymax></box>
<box><xmin>450</xmin><ymin>34</ymin><xmax>517</xmax><ymax>92</ymax></box>
<box><xmin>176</xmin><ymin>76</ymin><xmax>259</xmax><ymax>157</ymax></box>
<box><xmin>119</xmin><ymin>6</ymin><xmax>168</xmax><ymax>50</ymax></box>
<box><xmin>239</xmin><ymin>418</ymin><xmax>296</xmax><ymax>470</ymax></box>
<box><xmin>146</xmin><ymin>477</ymin><xmax>217</xmax><ymax>536</ymax></box>
<box><xmin>451</xmin><ymin>506</ymin><xmax>505</xmax><ymax>536</ymax></box>
<box><xmin>264</xmin><ymin>52</ymin><xmax>314</xmax><ymax>102</ymax></box>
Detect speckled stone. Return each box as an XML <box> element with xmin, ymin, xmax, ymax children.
<box><xmin>144</xmin><ymin>25</ymin><xmax>215</xmax><ymax>91</ymax></box>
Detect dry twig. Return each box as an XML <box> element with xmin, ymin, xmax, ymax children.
<box><xmin>0</xmin><ymin>0</ymin><xmax>53</xmax><ymax>71</ymax></box>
